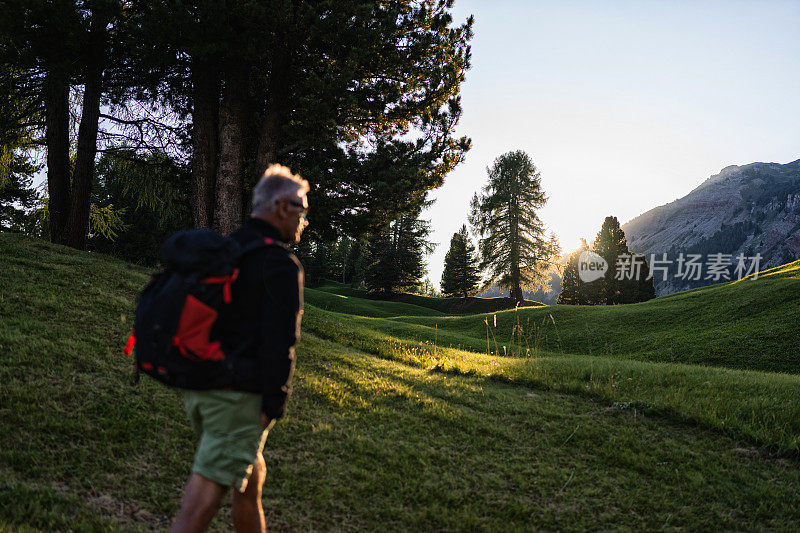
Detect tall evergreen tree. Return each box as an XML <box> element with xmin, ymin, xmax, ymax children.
<box><xmin>590</xmin><ymin>216</ymin><xmax>655</xmax><ymax>304</ymax></box>
<box><xmin>631</xmin><ymin>253</ymin><xmax>656</xmax><ymax>303</ymax></box>
<box><xmin>365</xmin><ymin>201</ymin><xmax>434</xmax><ymax>295</ymax></box>
<box><xmin>591</xmin><ymin>216</ymin><xmax>630</xmax><ymax>305</ymax></box>
<box><xmin>469</xmin><ymin>150</ymin><xmax>561</xmax><ymax>304</ymax></box>
<box><xmin>440</xmin><ymin>224</ymin><xmax>481</xmax><ymax>298</ymax></box>
<box><xmin>1</xmin><ymin>0</ymin><xmax>131</xmax><ymax>249</ymax></box>
<box><xmin>2</xmin><ymin>1</ymin><xmax>473</xmax><ymax>249</ymax></box>
<box><xmin>87</xmin><ymin>147</ymin><xmax>191</xmax><ymax>265</ymax></box>
<box><xmin>345</xmin><ymin>237</ymin><xmax>370</xmax><ymax>286</ymax></box>
<box><xmin>137</xmin><ymin>0</ymin><xmax>473</xmax><ymax>237</ymax></box>
<box><xmin>0</xmin><ymin>152</ymin><xmax>40</xmax><ymax>233</ymax></box>
<box><xmin>557</xmin><ymin>239</ymin><xmax>589</xmax><ymax>305</ymax></box>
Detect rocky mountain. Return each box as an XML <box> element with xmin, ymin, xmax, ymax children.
<box><xmin>622</xmin><ymin>159</ymin><xmax>800</xmax><ymax>295</ymax></box>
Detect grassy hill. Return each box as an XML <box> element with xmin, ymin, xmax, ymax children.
<box><xmin>2</xmin><ymin>232</ymin><xmax>800</xmax><ymax>531</ymax></box>
<box><xmin>310</xmin><ymin>280</ymin><xmax>545</xmax><ymax>315</ymax></box>
<box><xmin>307</xmin><ymin>261</ymin><xmax>800</xmax><ymax>373</ymax></box>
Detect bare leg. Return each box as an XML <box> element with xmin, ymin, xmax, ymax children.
<box><xmin>171</xmin><ymin>473</ymin><xmax>228</xmax><ymax>533</ymax></box>
<box><xmin>231</xmin><ymin>452</ymin><xmax>267</xmax><ymax>533</ymax></box>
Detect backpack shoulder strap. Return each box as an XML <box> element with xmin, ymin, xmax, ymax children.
<box><xmin>237</xmin><ymin>236</ymin><xmax>289</xmax><ymax>258</ymax></box>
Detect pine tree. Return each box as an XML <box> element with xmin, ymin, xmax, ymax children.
<box><xmin>0</xmin><ymin>152</ymin><xmax>40</xmax><ymax>233</ymax></box>
<box><xmin>2</xmin><ymin>1</ymin><xmax>473</xmax><ymax>248</ymax></box>
<box><xmin>137</xmin><ymin>1</ymin><xmax>473</xmax><ymax>236</ymax></box>
<box><xmin>469</xmin><ymin>151</ymin><xmax>561</xmax><ymax>304</ymax></box>
<box><xmin>591</xmin><ymin>216</ymin><xmax>631</xmax><ymax>305</ymax></box>
<box><xmin>1</xmin><ymin>0</ymin><xmax>133</xmax><ymax>249</ymax></box>
<box><xmin>365</xmin><ymin>203</ymin><xmax>434</xmax><ymax>296</ymax></box>
<box><xmin>86</xmin><ymin>147</ymin><xmax>191</xmax><ymax>265</ymax></box>
<box><xmin>557</xmin><ymin>239</ymin><xmax>589</xmax><ymax>305</ymax></box>
<box><xmin>440</xmin><ymin>224</ymin><xmax>481</xmax><ymax>298</ymax></box>
<box><xmin>590</xmin><ymin>216</ymin><xmax>654</xmax><ymax>304</ymax></box>
<box><xmin>329</xmin><ymin>236</ymin><xmax>353</xmax><ymax>284</ymax></box>
<box><xmin>345</xmin><ymin>238</ymin><xmax>370</xmax><ymax>287</ymax></box>
<box><xmin>632</xmin><ymin>253</ymin><xmax>656</xmax><ymax>303</ymax></box>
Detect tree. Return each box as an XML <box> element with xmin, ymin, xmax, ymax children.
<box><xmin>86</xmin><ymin>147</ymin><xmax>192</xmax><ymax>265</ymax></box>
<box><xmin>365</xmin><ymin>201</ymin><xmax>434</xmax><ymax>295</ymax></box>
<box><xmin>2</xmin><ymin>1</ymin><xmax>473</xmax><ymax>252</ymax></box>
<box><xmin>440</xmin><ymin>224</ymin><xmax>481</xmax><ymax>298</ymax></box>
<box><xmin>631</xmin><ymin>253</ymin><xmax>656</xmax><ymax>303</ymax></box>
<box><xmin>418</xmin><ymin>277</ymin><xmax>440</xmax><ymax>297</ymax></box>
<box><xmin>557</xmin><ymin>239</ymin><xmax>589</xmax><ymax>305</ymax></box>
<box><xmin>0</xmin><ymin>0</ymin><xmax>139</xmax><ymax>249</ymax></box>
<box><xmin>0</xmin><ymin>152</ymin><xmax>40</xmax><ymax>233</ymax></box>
<box><xmin>589</xmin><ymin>216</ymin><xmax>654</xmax><ymax>305</ymax></box>
<box><xmin>591</xmin><ymin>215</ymin><xmax>631</xmax><ymax>305</ymax></box>
<box><xmin>140</xmin><ymin>0</ymin><xmax>473</xmax><ymax>237</ymax></box>
<box><xmin>469</xmin><ymin>150</ymin><xmax>561</xmax><ymax>304</ymax></box>
<box><xmin>0</xmin><ymin>62</ymin><xmax>44</xmax><ymax>234</ymax></box>
<box><xmin>344</xmin><ymin>237</ymin><xmax>370</xmax><ymax>287</ymax></box>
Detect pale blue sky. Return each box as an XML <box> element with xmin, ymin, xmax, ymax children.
<box><xmin>424</xmin><ymin>0</ymin><xmax>800</xmax><ymax>286</ymax></box>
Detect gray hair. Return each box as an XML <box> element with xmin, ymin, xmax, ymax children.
<box><xmin>251</xmin><ymin>164</ymin><xmax>310</xmax><ymax>216</ymax></box>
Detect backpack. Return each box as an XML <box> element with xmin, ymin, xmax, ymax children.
<box><xmin>123</xmin><ymin>228</ymin><xmax>286</xmax><ymax>389</ymax></box>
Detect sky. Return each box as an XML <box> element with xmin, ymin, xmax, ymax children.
<box><xmin>422</xmin><ymin>0</ymin><xmax>800</xmax><ymax>286</ymax></box>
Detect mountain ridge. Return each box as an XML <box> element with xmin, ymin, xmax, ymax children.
<box><xmin>622</xmin><ymin>158</ymin><xmax>800</xmax><ymax>295</ymax></box>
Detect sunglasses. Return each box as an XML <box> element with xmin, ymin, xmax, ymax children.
<box><xmin>286</xmin><ymin>198</ymin><xmax>308</xmax><ymax>220</ymax></box>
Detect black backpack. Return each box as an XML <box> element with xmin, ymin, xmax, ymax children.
<box><xmin>123</xmin><ymin>228</ymin><xmax>286</xmax><ymax>389</ymax></box>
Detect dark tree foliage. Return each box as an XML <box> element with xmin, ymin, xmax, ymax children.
<box><xmin>364</xmin><ymin>202</ymin><xmax>434</xmax><ymax>295</ymax></box>
<box><xmin>592</xmin><ymin>215</ymin><xmax>630</xmax><ymax>305</ymax></box>
<box><xmin>631</xmin><ymin>253</ymin><xmax>656</xmax><ymax>303</ymax></box>
<box><xmin>0</xmin><ymin>152</ymin><xmax>41</xmax><ymax>233</ymax></box>
<box><xmin>345</xmin><ymin>237</ymin><xmax>371</xmax><ymax>287</ymax></box>
<box><xmin>299</xmin><ymin>237</ymin><xmax>359</xmax><ymax>286</ymax></box>
<box><xmin>1</xmin><ymin>0</ymin><xmax>131</xmax><ymax>249</ymax></box>
<box><xmin>585</xmin><ymin>216</ymin><xmax>654</xmax><ymax>305</ymax></box>
<box><xmin>469</xmin><ymin>150</ymin><xmax>560</xmax><ymax>303</ymax></box>
<box><xmin>556</xmin><ymin>239</ymin><xmax>589</xmax><ymax>305</ymax></box>
<box><xmin>440</xmin><ymin>224</ymin><xmax>480</xmax><ymax>298</ymax></box>
<box><xmin>2</xmin><ymin>1</ymin><xmax>472</xmax><ymax>253</ymax></box>
<box><xmin>87</xmin><ymin>148</ymin><xmax>191</xmax><ymax>265</ymax></box>
<box><xmin>134</xmin><ymin>0</ymin><xmax>474</xmax><ymax>241</ymax></box>
<box><xmin>304</xmin><ymin>241</ymin><xmax>335</xmax><ymax>286</ymax></box>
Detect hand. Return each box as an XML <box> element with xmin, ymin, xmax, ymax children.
<box><xmin>260</xmin><ymin>413</ymin><xmax>276</xmax><ymax>431</ymax></box>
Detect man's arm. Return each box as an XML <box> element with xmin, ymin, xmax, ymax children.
<box><xmin>258</xmin><ymin>255</ymin><xmax>304</xmax><ymax>421</ymax></box>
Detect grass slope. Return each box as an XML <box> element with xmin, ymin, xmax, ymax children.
<box><xmin>309</xmin><ymin>263</ymin><xmax>800</xmax><ymax>374</ymax></box>
<box><xmin>312</xmin><ymin>280</ymin><xmax>545</xmax><ymax>315</ymax></box>
<box><xmin>2</xmin><ymin>233</ymin><xmax>800</xmax><ymax>530</ymax></box>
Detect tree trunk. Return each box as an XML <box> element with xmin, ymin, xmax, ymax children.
<box><xmin>64</xmin><ymin>64</ymin><xmax>103</xmax><ymax>249</ymax></box>
<box><xmin>213</xmin><ymin>72</ymin><xmax>247</xmax><ymax>235</ymax></box>
<box><xmin>64</xmin><ymin>13</ymin><xmax>107</xmax><ymax>250</ymax></box>
<box><xmin>190</xmin><ymin>60</ymin><xmax>220</xmax><ymax>228</ymax></box>
<box><xmin>255</xmin><ymin>56</ymin><xmax>289</xmax><ymax>174</ymax></box>
<box><xmin>44</xmin><ymin>69</ymin><xmax>71</xmax><ymax>245</ymax></box>
<box><xmin>509</xmin><ymin>193</ymin><xmax>522</xmax><ymax>304</ymax></box>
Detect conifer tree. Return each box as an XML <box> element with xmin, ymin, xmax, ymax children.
<box><xmin>1</xmin><ymin>0</ymin><xmax>131</xmax><ymax>249</ymax></box>
<box><xmin>631</xmin><ymin>253</ymin><xmax>656</xmax><ymax>303</ymax></box>
<box><xmin>557</xmin><ymin>239</ymin><xmax>589</xmax><ymax>305</ymax></box>
<box><xmin>345</xmin><ymin>238</ymin><xmax>370</xmax><ymax>286</ymax></box>
<box><xmin>469</xmin><ymin>150</ymin><xmax>560</xmax><ymax>304</ymax></box>
<box><xmin>591</xmin><ymin>216</ymin><xmax>630</xmax><ymax>305</ymax></box>
<box><xmin>440</xmin><ymin>224</ymin><xmax>481</xmax><ymax>298</ymax></box>
<box><xmin>590</xmin><ymin>216</ymin><xmax>655</xmax><ymax>304</ymax></box>
<box><xmin>87</xmin><ymin>147</ymin><xmax>191</xmax><ymax>265</ymax></box>
<box><xmin>0</xmin><ymin>152</ymin><xmax>40</xmax><ymax>233</ymax></box>
<box><xmin>365</xmin><ymin>202</ymin><xmax>434</xmax><ymax>295</ymax></box>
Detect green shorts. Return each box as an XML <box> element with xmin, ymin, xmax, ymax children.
<box><xmin>183</xmin><ymin>390</ymin><xmax>269</xmax><ymax>492</ymax></box>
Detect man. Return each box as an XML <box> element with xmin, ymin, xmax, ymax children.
<box><xmin>171</xmin><ymin>164</ymin><xmax>308</xmax><ymax>532</ymax></box>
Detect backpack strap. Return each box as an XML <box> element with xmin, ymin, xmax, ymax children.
<box><xmin>238</xmin><ymin>236</ymin><xmax>289</xmax><ymax>257</ymax></box>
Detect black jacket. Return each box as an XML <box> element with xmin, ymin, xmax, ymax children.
<box><xmin>219</xmin><ymin>217</ymin><xmax>304</xmax><ymax>419</ymax></box>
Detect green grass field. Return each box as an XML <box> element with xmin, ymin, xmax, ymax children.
<box><xmin>2</xmin><ymin>232</ymin><xmax>800</xmax><ymax>531</ymax></box>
